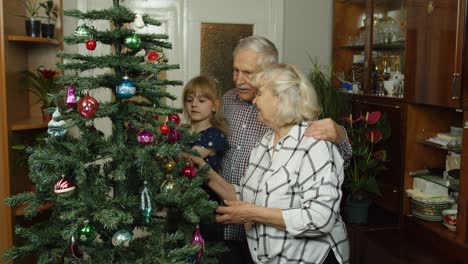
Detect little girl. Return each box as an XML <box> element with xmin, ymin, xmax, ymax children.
<box><xmin>183</xmin><ymin>75</ymin><xmax>229</xmax><ymax>241</ymax></box>
<box><xmin>183</xmin><ymin>75</ymin><xmax>229</xmax><ymax>172</ymax></box>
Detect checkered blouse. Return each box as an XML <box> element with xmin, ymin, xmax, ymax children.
<box><xmin>222</xmin><ymin>89</ymin><xmax>352</xmax><ymax>242</ymax></box>
<box><xmin>236</xmin><ymin>122</ymin><xmax>349</xmax><ymax>264</ymax></box>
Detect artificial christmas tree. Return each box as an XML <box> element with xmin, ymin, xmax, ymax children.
<box><xmin>4</xmin><ymin>1</ymin><xmax>222</xmax><ymax>263</ymax></box>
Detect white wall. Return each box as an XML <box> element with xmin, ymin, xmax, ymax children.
<box><xmin>283</xmin><ymin>0</ymin><xmax>333</xmax><ymax>74</ymax></box>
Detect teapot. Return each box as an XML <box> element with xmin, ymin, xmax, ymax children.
<box><xmin>383</xmin><ymin>71</ymin><xmax>404</xmax><ymax>96</ymax></box>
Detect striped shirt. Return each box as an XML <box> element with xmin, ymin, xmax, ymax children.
<box><xmin>222</xmin><ymin>89</ymin><xmax>352</xmax><ymax>241</ymax></box>
<box><xmin>236</xmin><ymin>122</ymin><xmax>349</xmax><ymax>264</ymax></box>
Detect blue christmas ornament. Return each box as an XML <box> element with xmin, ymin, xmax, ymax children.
<box><xmin>47</xmin><ymin>108</ymin><xmax>67</xmax><ymax>137</ymax></box>
<box><xmin>115</xmin><ymin>76</ymin><xmax>136</xmax><ymax>99</ymax></box>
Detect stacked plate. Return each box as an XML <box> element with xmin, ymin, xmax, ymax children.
<box><xmin>410</xmin><ymin>197</ymin><xmax>454</xmax><ymax>221</ymax></box>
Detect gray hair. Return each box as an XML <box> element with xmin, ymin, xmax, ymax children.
<box><xmin>233</xmin><ymin>35</ymin><xmax>278</xmax><ymax>68</ymax></box>
<box><xmin>252</xmin><ymin>64</ymin><xmax>322</xmax><ymax>127</ymax></box>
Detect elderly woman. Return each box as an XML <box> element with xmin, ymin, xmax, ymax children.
<box><xmin>191</xmin><ymin>64</ymin><xmax>349</xmax><ymax>264</ymax></box>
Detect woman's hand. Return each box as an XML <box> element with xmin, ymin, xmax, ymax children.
<box><xmin>215</xmin><ymin>200</ymin><xmax>256</xmax><ymax>224</ymax></box>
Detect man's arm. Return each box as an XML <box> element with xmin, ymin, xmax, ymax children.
<box><xmin>304</xmin><ymin>118</ymin><xmax>352</xmax><ymax>167</ymax></box>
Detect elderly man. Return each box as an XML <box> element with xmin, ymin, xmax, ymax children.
<box><xmin>220</xmin><ymin>35</ymin><xmax>351</xmax><ymax>264</ymax></box>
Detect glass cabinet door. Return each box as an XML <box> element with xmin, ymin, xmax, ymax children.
<box><xmin>371</xmin><ymin>0</ymin><xmax>406</xmax><ymax>97</ymax></box>
<box><xmin>332</xmin><ymin>0</ymin><xmax>407</xmax><ymax>97</ymax></box>
<box><xmin>332</xmin><ymin>0</ymin><xmax>369</xmax><ymax>93</ymax></box>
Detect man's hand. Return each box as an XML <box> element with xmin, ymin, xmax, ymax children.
<box><xmin>305</xmin><ymin>118</ymin><xmax>345</xmax><ymax>144</ymax></box>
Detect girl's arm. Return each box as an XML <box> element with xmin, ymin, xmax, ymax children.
<box><xmin>192</xmin><ymin>145</ymin><xmax>214</xmax><ymax>159</ymax></box>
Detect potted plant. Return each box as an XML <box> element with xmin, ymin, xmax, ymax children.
<box><xmin>20</xmin><ymin>0</ymin><xmax>42</xmax><ymax>37</ymax></box>
<box><xmin>308</xmin><ymin>59</ymin><xmax>349</xmax><ymax>120</ymax></box>
<box><xmin>20</xmin><ymin>66</ymin><xmax>61</xmax><ymax>121</ymax></box>
<box><xmin>39</xmin><ymin>0</ymin><xmax>57</xmax><ymax>38</ymax></box>
<box><xmin>342</xmin><ymin>111</ymin><xmax>391</xmax><ymax>224</ymax></box>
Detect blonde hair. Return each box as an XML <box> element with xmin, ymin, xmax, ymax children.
<box><xmin>252</xmin><ymin>64</ymin><xmax>322</xmax><ymax>127</ymax></box>
<box><xmin>183</xmin><ymin>76</ymin><xmax>228</xmax><ymax>134</ymax></box>
<box><xmin>233</xmin><ymin>35</ymin><xmax>278</xmax><ymax>69</ymax></box>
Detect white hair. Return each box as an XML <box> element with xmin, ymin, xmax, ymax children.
<box><xmin>233</xmin><ymin>35</ymin><xmax>278</xmax><ymax>69</ymax></box>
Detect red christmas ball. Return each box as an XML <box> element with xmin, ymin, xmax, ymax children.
<box><xmin>85</xmin><ymin>40</ymin><xmax>97</xmax><ymax>50</ymax></box>
<box><xmin>168</xmin><ymin>129</ymin><xmax>181</xmax><ymax>142</ymax></box>
<box><xmin>167</xmin><ymin>113</ymin><xmax>181</xmax><ymax>125</ymax></box>
<box><xmin>146</xmin><ymin>51</ymin><xmax>159</xmax><ymax>62</ymax></box>
<box><xmin>159</xmin><ymin>124</ymin><xmax>170</xmax><ymax>135</ymax></box>
<box><xmin>181</xmin><ymin>164</ymin><xmax>196</xmax><ymax>179</ymax></box>
<box><xmin>77</xmin><ymin>92</ymin><xmax>99</xmax><ymax>118</ymax></box>
<box><xmin>54</xmin><ymin>175</ymin><xmax>76</xmax><ymax>194</ymax></box>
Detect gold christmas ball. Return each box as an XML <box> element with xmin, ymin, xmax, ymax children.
<box><xmin>161</xmin><ymin>159</ymin><xmax>176</xmax><ymax>173</ymax></box>
<box><xmin>160</xmin><ymin>178</ymin><xmax>175</xmax><ymax>193</ymax></box>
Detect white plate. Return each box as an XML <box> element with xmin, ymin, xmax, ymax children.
<box><xmin>412</xmin><ymin>211</ymin><xmax>442</xmax><ymax>221</ymax></box>
<box><xmin>443</xmin><ymin>222</ymin><xmax>456</xmax><ymax>231</ymax></box>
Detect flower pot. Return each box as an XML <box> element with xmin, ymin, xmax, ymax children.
<box><xmin>344</xmin><ymin>196</ymin><xmax>371</xmax><ymax>224</ymax></box>
<box><xmin>25</xmin><ymin>19</ymin><xmax>41</xmax><ymax>37</ymax></box>
<box><xmin>42</xmin><ymin>107</ymin><xmax>52</xmax><ymax>123</ymax></box>
<box><xmin>41</xmin><ymin>23</ymin><xmax>55</xmax><ymax>38</ymax></box>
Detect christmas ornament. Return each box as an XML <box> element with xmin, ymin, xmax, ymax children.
<box><xmin>74</xmin><ymin>24</ymin><xmax>90</xmax><ymax>37</ymax></box>
<box><xmin>133</xmin><ymin>13</ymin><xmax>146</xmax><ymax>28</ymax></box>
<box><xmin>70</xmin><ymin>236</ymin><xmax>83</xmax><ymax>259</ymax></box>
<box><xmin>145</xmin><ymin>50</ymin><xmax>159</xmax><ymax>62</ymax></box>
<box><xmin>77</xmin><ymin>92</ymin><xmax>99</xmax><ymax>118</ymax></box>
<box><xmin>159</xmin><ymin>124</ymin><xmax>170</xmax><ymax>135</ymax></box>
<box><xmin>66</xmin><ymin>85</ymin><xmax>77</xmax><ymax>108</ymax></box>
<box><xmin>191</xmin><ymin>226</ymin><xmax>205</xmax><ymax>263</ymax></box>
<box><xmin>168</xmin><ymin>129</ymin><xmax>181</xmax><ymax>142</ymax></box>
<box><xmin>124</xmin><ymin>34</ymin><xmax>141</xmax><ymax>49</ymax></box>
<box><xmin>77</xmin><ymin>221</ymin><xmax>97</xmax><ymax>243</ymax></box>
<box><xmin>161</xmin><ymin>158</ymin><xmax>176</xmax><ymax>173</ymax></box>
<box><xmin>115</xmin><ymin>76</ymin><xmax>136</xmax><ymax>99</ymax></box>
<box><xmin>181</xmin><ymin>164</ymin><xmax>196</xmax><ymax>179</ymax></box>
<box><xmin>167</xmin><ymin>113</ymin><xmax>181</xmax><ymax>125</ymax></box>
<box><xmin>85</xmin><ymin>39</ymin><xmax>97</xmax><ymax>50</ymax></box>
<box><xmin>160</xmin><ymin>177</ymin><xmax>175</xmax><ymax>193</ymax></box>
<box><xmin>138</xmin><ymin>130</ymin><xmax>154</xmax><ymax>145</ymax></box>
<box><xmin>140</xmin><ymin>181</ymin><xmax>154</xmax><ymax>224</ymax></box>
<box><xmin>47</xmin><ymin>108</ymin><xmax>67</xmax><ymax>137</ymax></box>
<box><xmin>112</xmin><ymin>230</ymin><xmax>132</xmax><ymax>247</ymax></box>
<box><xmin>54</xmin><ymin>175</ymin><xmax>76</xmax><ymax>194</ymax></box>
<box><xmin>75</xmin><ymin>90</ymin><xmax>82</xmax><ymax>103</ymax></box>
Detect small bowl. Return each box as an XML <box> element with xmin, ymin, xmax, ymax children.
<box><xmin>442</xmin><ymin>209</ymin><xmax>457</xmax><ymax>226</ymax></box>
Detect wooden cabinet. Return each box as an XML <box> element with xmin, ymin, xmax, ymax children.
<box><xmin>405</xmin><ymin>0</ymin><xmax>465</xmax><ymax>108</ymax></box>
<box><xmin>334</xmin><ymin>1</ymin><xmax>468</xmax><ymax>263</ymax></box>
<box><xmin>0</xmin><ymin>0</ymin><xmax>62</xmax><ymax>260</ymax></box>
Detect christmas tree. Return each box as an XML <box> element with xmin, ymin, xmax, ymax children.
<box><xmin>4</xmin><ymin>1</ymin><xmax>222</xmax><ymax>263</ymax></box>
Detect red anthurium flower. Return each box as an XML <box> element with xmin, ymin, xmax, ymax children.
<box><xmin>373</xmin><ymin>150</ymin><xmax>387</xmax><ymax>161</ymax></box>
<box><xmin>37</xmin><ymin>67</ymin><xmax>58</xmax><ymax>79</ymax></box>
<box><xmin>366</xmin><ymin>111</ymin><xmax>382</xmax><ymax>125</ymax></box>
<box><xmin>365</xmin><ymin>130</ymin><xmax>383</xmax><ymax>143</ymax></box>
<box><xmin>342</xmin><ymin>114</ymin><xmax>362</xmax><ymax>125</ymax></box>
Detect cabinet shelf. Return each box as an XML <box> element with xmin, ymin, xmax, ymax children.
<box><xmin>10</xmin><ymin>117</ymin><xmax>48</xmax><ymax>131</ymax></box>
<box><xmin>14</xmin><ymin>202</ymin><xmax>53</xmax><ymax>217</ymax></box>
<box><xmin>406</xmin><ymin>215</ymin><xmax>457</xmax><ymax>242</ymax></box>
<box><xmin>341</xmin><ymin>41</ymin><xmax>405</xmax><ymax>51</ymax></box>
<box><xmin>7</xmin><ymin>35</ymin><xmax>60</xmax><ymax>45</ymax></box>
<box><xmin>417</xmin><ymin>139</ymin><xmax>461</xmax><ymax>154</ymax></box>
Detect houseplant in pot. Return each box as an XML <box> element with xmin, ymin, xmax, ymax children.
<box><xmin>20</xmin><ymin>0</ymin><xmax>42</xmax><ymax>37</ymax></box>
<box><xmin>342</xmin><ymin>111</ymin><xmax>391</xmax><ymax>224</ymax></box>
<box><xmin>20</xmin><ymin>66</ymin><xmax>61</xmax><ymax>121</ymax></box>
<box><xmin>39</xmin><ymin>0</ymin><xmax>57</xmax><ymax>38</ymax></box>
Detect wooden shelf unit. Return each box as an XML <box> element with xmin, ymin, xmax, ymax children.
<box><xmin>7</xmin><ymin>35</ymin><xmax>60</xmax><ymax>45</ymax></box>
<box><xmin>14</xmin><ymin>202</ymin><xmax>54</xmax><ymax>217</ymax></box>
<box><xmin>10</xmin><ymin>117</ymin><xmax>49</xmax><ymax>131</ymax></box>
